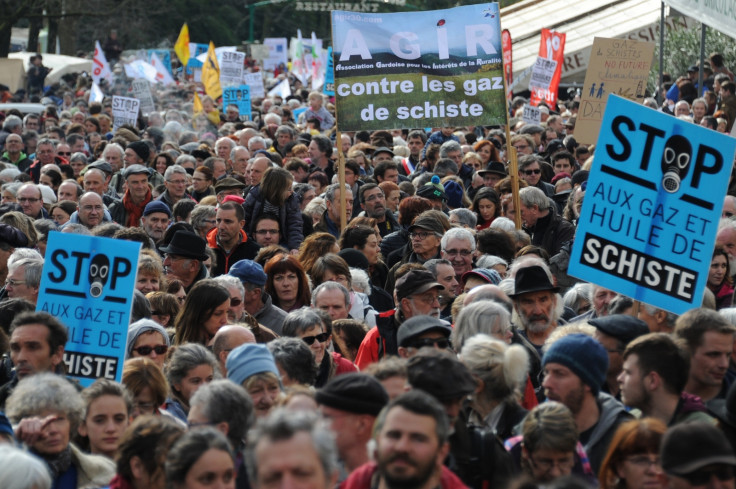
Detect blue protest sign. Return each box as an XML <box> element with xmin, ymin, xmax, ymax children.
<box><xmin>292</xmin><ymin>106</ymin><xmax>307</xmax><ymax>124</ymax></box>
<box><xmin>323</xmin><ymin>46</ymin><xmax>335</xmax><ymax>96</ymax></box>
<box><xmin>568</xmin><ymin>95</ymin><xmax>736</xmax><ymax>314</ymax></box>
<box><xmin>36</xmin><ymin>232</ymin><xmax>141</xmax><ymax>386</ymax></box>
<box><xmin>222</xmin><ymin>85</ymin><xmax>252</xmax><ymax>119</ymax></box>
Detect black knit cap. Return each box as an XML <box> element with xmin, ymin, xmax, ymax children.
<box><xmin>315</xmin><ymin>372</ymin><xmax>389</xmax><ymax>416</ymax></box>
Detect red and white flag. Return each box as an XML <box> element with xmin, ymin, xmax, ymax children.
<box><xmin>92</xmin><ymin>40</ymin><xmax>113</xmax><ymax>85</ymax></box>
<box><xmin>150</xmin><ymin>52</ymin><xmax>175</xmax><ymax>86</ymax></box>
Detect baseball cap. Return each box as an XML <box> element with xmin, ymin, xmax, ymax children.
<box><xmin>397</xmin><ymin>315</ymin><xmax>452</xmax><ymax>348</ymax></box>
<box><xmin>395</xmin><ymin>269</ymin><xmax>443</xmax><ymax>301</ymax></box>
<box><xmin>229</xmin><ymin>259</ymin><xmax>267</xmax><ymax>286</ymax></box>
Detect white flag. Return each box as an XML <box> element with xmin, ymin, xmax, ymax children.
<box><xmin>124</xmin><ymin>60</ymin><xmax>159</xmax><ymax>84</ymax></box>
<box><xmin>92</xmin><ymin>41</ymin><xmax>113</xmax><ymax>85</ymax></box>
<box><xmin>267</xmin><ymin>78</ymin><xmax>291</xmax><ymax>99</ymax></box>
<box><xmin>90</xmin><ymin>82</ymin><xmax>104</xmax><ymax>103</ymax></box>
<box><xmin>150</xmin><ymin>52</ymin><xmax>175</xmax><ymax>86</ymax></box>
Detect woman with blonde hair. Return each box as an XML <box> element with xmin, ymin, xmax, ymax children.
<box><xmin>459</xmin><ymin>334</ymin><xmax>529</xmax><ymax>439</ymax></box>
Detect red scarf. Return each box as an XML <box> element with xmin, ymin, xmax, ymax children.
<box><xmin>123</xmin><ymin>188</ymin><xmax>151</xmax><ymax>227</ymax></box>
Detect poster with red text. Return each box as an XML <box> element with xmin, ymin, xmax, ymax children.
<box><xmin>529</xmin><ymin>29</ymin><xmax>565</xmax><ymax>109</ymax></box>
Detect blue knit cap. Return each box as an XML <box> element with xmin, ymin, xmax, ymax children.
<box><xmin>542</xmin><ymin>334</ymin><xmax>608</xmax><ymax>395</ymax></box>
<box><xmin>226</xmin><ymin>343</ymin><xmax>280</xmax><ymax>386</ymax></box>
<box><xmin>443</xmin><ymin>180</ymin><xmax>464</xmax><ymax>209</ymax></box>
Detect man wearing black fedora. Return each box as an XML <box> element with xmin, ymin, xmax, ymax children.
<box><xmin>160</xmin><ymin>230</ymin><xmax>209</xmax><ymax>292</ymax></box>
<box><xmin>477</xmin><ymin>161</ymin><xmax>507</xmax><ymax>188</ymax></box>
<box><xmin>508</xmin><ymin>259</ymin><xmax>562</xmax><ymax>356</ymax></box>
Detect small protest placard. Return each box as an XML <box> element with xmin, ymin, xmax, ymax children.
<box><xmin>323</xmin><ymin>46</ymin><xmax>335</xmax><ymax>96</ymax></box>
<box><xmin>528</xmin><ymin>56</ymin><xmax>557</xmax><ymax>91</ymax></box>
<box><xmin>244</xmin><ymin>72</ymin><xmax>265</xmax><ymax>99</ymax></box>
<box><xmin>220</xmin><ymin>51</ymin><xmax>246</xmax><ymax>86</ymax></box>
<box><xmin>37</xmin><ymin>232</ymin><xmax>141</xmax><ymax>387</ymax></box>
<box><xmin>568</xmin><ymin>95</ymin><xmax>736</xmax><ymax>314</ymax></box>
<box><xmin>111</xmin><ymin>96</ymin><xmax>140</xmax><ymax>131</ymax></box>
<box><xmin>522</xmin><ymin>105</ymin><xmax>541</xmax><ymax>124</ymax></box>
<box><xmin>131</xmin><ymin>79</ymin><xmax>155</xmax><ymax>116</ymax></box>
<box><xmin>223</xmin><ymin>85</ymin><xmax>252</xmax><ymax>119</ymax></box>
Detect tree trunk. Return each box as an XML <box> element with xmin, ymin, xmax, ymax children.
<box><xmin>0</xmin><ymin>22</ymin><xmax>12</xmax><ymax>57</ymax></box>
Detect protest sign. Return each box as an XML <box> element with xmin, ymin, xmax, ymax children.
<box><xmin>131</xmin><ymin>79</ymin><xmax>155</xmax><ymax>116</ymax></box>
<box><xmin>223</xmin><ymin>85</ymin><xmax>252</xmax><ymax>119</ymax></box>
<box><xmin>37</xmin><ymin>232</ymin><xmax>141</xmax><ymax>387</ymax></box>
<box><xmin>332</xmin><ymin>4</ymin><xmax>507</xmax><ymax>131</ymax></box>
<box><xmin>249</xmin><ymin>44</ymin><xmax>271</xmax><ymax>61</ymax></box>
<box><xmin>111</xmin><ymin>96</ymin><xmax>140</xmax><ymax>131</ymax></box>
<box><xmin>220</xmin><ymin>51</ymin><xmax>246</xmax><ymax>86</ymax></box>
<box><xmin>324</xmin><ymin>46</ymin><xmax>335</xmax><ymax>96</ymax></box>
<box><xmin>528</xmin><ymin>57</ymin><xmax>557</xmax><ymax>91</ymax></box>
<box><xmin>568</xmin><ymin>95</ymin><xmax>736</xmax><ymax>314</ymax></box>
<box><xmin>529</xmin><ymin>29</ymin><xmax>565</xmax><ymax>108</ymax></box>
<box><xmin>263</xmin><ymin>38</ymin><xmax>288</xmax><ymax>71</ymax></box>
<box><xmin>522</xmin><ymin>105</ymin><xmax>541</xmax><ymax>124</ymax></box>
<box><xmin>244</xmin><ymin>72</ymin><xmax>265</xmax><ymax>99</ymax></box>
<box><xmin>576</xmin><ymin>37</ymin><xmax>655</xmax><ymax>145</ymax></box>
<box><xmin>148</xmin><ymin>49</ymin><xmax>173</xmax><ymax>76</ymax></box>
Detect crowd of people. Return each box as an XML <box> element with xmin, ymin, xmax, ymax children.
<box><xmin>0</xmin><ymin>48</ymin><xmax>735</xmax><ymax>489</ymax></box>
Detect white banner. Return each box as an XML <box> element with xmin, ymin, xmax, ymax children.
<box><xmin>131</xmin><ymin>80</ymin><xmax>155</xmax><ymax>116</ymax></box>
<box><xmin>220</xmin><ymin>51</ymin><xmax>245</xmax><ymax>86</ymax></box>
<box><xmin>664</xmin><ymin>0</ymin><xmax>736</xmax><ymax>37</ymax></box>
<box><xmin>528</xmin><ymin>56</ymin><xmax>557</xmax><ymax>91</ymax></box>
<box><xmin>244</xmin><ymin>72</ymin><xmax>265</xmax><ymax>99</ymax></box>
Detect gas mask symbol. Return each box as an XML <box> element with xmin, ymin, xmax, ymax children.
<box><xmin>661</xmin><ymin>135</ymin><xmax>692</xmax><ymax>193</ymax></box>
<box><xmin>88</xmin><ymin>254</ymin><xmax>110</xmax><ymax>298</ymax></box>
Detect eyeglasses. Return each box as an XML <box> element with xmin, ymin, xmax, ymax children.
<box><xmin>302</xmin><ymin>332</ymin><xmax>330</xmax><ymax>345</ymax></box>
<box><xmin>256</xmin><ymin>229</ymin><xmax>279</xmax><ymax>235</ymax></box>
<box><xmin>725</xmin><ymin>212</ymin><xmax>734</xmax><ymax>218</ymax></box>
<box><xmin>58</xmin><ymin>151</ymin><xmax>71</xmax><ymax>156</ymax></box>
<box><xmin>444</xmin><ymin>249</ymin><xmax>473</xmax><ymax>257</ymax></box>
<box><xmin>230</xmin><ymin>297</ymin><xmax>242</xmax><ymax>306</ymax></box>
<box><xmin>523</xmin><ymin>169</ymin><xmax>542</xmax><ymax>176</ymax></box>
<box><xmin>410</xmin><ymin>294</ymin><xmax>440</xmax><ymax>305</ymax></box>
<box><xmin>528</xmin><ymin>454</ymin><xmax>575</xmax><ymax>473</ymax></box>
<box><xmin>409</xmin><ymin>231</ymin><xmax>439</xmax><ymax>240</ymax></box>
<box><xmin>679</xmin><ymin>466</ymin><xmax>735</xmax><ymax>486</ymax></box>
<box><xmin>5</xmin><ymin>279</ymin><xmax>26</xmax><ymax>287</ymax></box>
<box><xmin>18</xmin><ymin>198</ymin><xmax>40</xmax><ymax>204</ymax></box>
<box><xmin>132</xmin><ymin>345</ymin><xmax>168</xmax><ymax>355</ymax></box>
<box><xmin>408</xmin><ymin>337</ymin><xmax>452</xmax><ymax>350</ymax></box>
<box><xmin>625</xmin><ymin>455</ymin><xmax>660</xmax><ymax>468</ymax></box>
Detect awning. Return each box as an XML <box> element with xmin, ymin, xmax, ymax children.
<box><xmin>664</xmin><ymin>0</ymin><xmax>736</xmax><ymax>35</ymax></box>
<box><xmin>500</xmin><ymin>0</ymin><xmax>697</xmax><ymax>85</ymax></box>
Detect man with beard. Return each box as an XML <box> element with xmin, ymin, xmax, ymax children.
<box><xmin>359</xmin><ymin>184</ymin><xmax>399</xmax><ymax>238</ymax></box>
<box><xmin>509</xmin><ymin>262</ymin><xmax>562</xmax><ymax>355</ymax></box>
<box><xmin>618</xmin><ymin>333</ymin><xmax>714</xmax><ymax>426</ymax></box>
<box><xmin>541</xmin><ymin>333</ymin><xmax>631</xmax><ymax>473</ymax></box>
<box><xmin>342</xmin><ymin>390</ymin><xmax>466</xmax><ymax>489</ymax></box>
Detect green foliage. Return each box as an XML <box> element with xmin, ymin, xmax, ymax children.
<box><xmin>649</xmin><ymin>21</ymin><xmax>736</xmax><ymax>94</ymax></box>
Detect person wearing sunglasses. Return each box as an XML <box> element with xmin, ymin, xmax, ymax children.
<box><xmin>126</xmin><ymin>318</ymin><xmax>171</xmax><ymax>370</ymax></box>
<box><xmin>660</xmin><ymin>422</ymin><xmax>736</xmax><ymax>489</ymax></box>
<box><xmin>518</xmin><ymin>154</ymin><xmax>555</xmax><ymax>198</ymax></box>
<box><xmin>396</xmin><ymin>315</ymin><xmax>453</xmax><ymax>359</ymax></box>
<box><xmin>281</xmin><ymin>308</ymin><xmax>356</xmax><ymax>388</ymax></box>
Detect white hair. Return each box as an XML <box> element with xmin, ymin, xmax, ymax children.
<box><xmin>349</xmin><ymin>267</ymin><xmax>371</xmax><ymax>296</ymax></box>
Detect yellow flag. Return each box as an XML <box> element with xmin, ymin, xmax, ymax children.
<box><xmin>174</xmin><ymin>24</ymin><xmax>190</xmax><ymax>67</ymax></box>
<box><xmin>193</xmin><ymin>91</ymin><xmax>203</xmax><ymax>114</ymax></box>
<box><xmin>202</xmin><ymin>41</ymin><xmax>222</xmax><ymax>100</ymax></box>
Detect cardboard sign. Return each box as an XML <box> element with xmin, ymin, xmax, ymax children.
<box><xmin>220</xmin><ymin>51</ymin><xmax>246</xmax><ymax>86</ymax></box>
<box><xmin>576</xmin><ymin>37</ymin><xmax>655</xmax><ymax>145</ymax></box>
<box><xmin>111</xmin><ymin>96</ymin><xmax>140</xmax><ymax>131</ymax></box>
<box><xmin>568</xmin><ymin>95</ymin><xmax>736</xmax><ymax>314</ymax></box>
<box><xmin>332</xmin><ymin>3</ymin><xmax>507</xmax><ymax>131</ymax></box>
<box><xmin>131</xmin><ymin>79</ymin><xmax>155</xmax><ymax>116</ymax></box>
<box><xmin>37</xmin><ymin>232</ymin><xmax>141</xmax><ymax>386</ymax></box>
<box><xmin>223</xmin><ymin>85</ymin><xmax>252</xmax><ymax>119</ymax></box>
<box><xmin>249</xmin><ymin>44</ymin><xmax>271</xmax><ymax>60</ymax></box>
<box><xmin>244</xmin><ymin>72</ymin><xmax>265</xmax><ymax>99</ymax></box>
